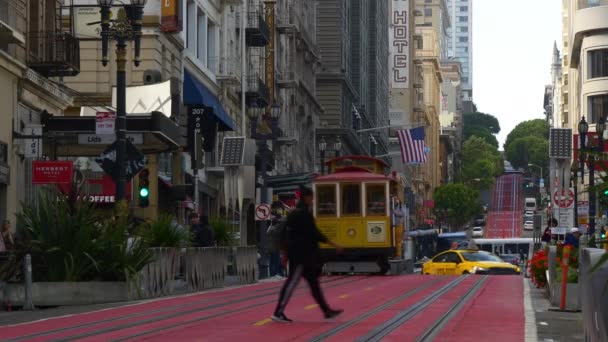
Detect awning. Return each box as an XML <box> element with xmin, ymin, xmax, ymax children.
<box><xmin>183</xmin><ymin>69</ymin><xmax>236</xmax><ymax>131</ymax></box>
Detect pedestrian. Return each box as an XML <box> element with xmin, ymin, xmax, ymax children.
<box><xmin>565</xmin><ymin>227</ymin><xmax>581</xmax><ymax>249</ymax></box>
<box><xmin>0</xmin><ymin>220</ymin><xmax>14</xmax><ymax>252</ymax></box>
<box><xmin>272</xmin><ymin>185</ymin><xmax>344</xmax><ymax>323</ymax></box>
<box><xmin>190</xmin><ymin>213</ymin><xmax>215</xmax><ymax>247</ymax></box>
<box><xmin>268</xmin><ymin>203</ymin><xmax>286</xmax><ymax>277</ymax></box>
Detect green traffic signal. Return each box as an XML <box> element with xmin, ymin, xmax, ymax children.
<box><xmin>139</xmin><ymin>187</ymin><xmax>149</xmax><ymax>198</ymax></box>
<box><xmin>604</xmin><ymin>189</ymin><xmax>608</xmax><ymax>196</ymax></box>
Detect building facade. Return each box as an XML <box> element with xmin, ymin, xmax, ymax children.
<box><xmin>440</xmin><ymin>60</ymin><xmax>463</xmax><ymax>184</ymax></box>
<box><xmin>413</xmin><ymin>0</ymin><xmax>448</xmax><ymax>206</ymax></box>
<box><xmin>0</xmin><ymin>0</ymin><xmax>79</xmax><ymax>229</ymax></box>
<box><xmin>315</xmin><ymin>0</ymin><xmax>389</xmax><ymax>165</ymax></box>
<box><xmin>446</xmin><ymin>0</ymin><xmax>472</xmax><ymax>101</ymax></box>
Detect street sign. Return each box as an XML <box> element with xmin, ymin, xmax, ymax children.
<box><xmin>95</xmin><ymin>112</ymin><xmax>116</xmax><ymax>135</ymax></box>
<box><xmin>32</xmin><ymin>161</ymin><xmax>73</xmax><ymax>184</ymax></box>
<box><xmin>255</xmin><ymin>204</ymin><xmax>271</xmax><ymax>221</ymax></box>
<box><xmin>24</xmin><ymin>125</ymin><xmax>43</xmax><ymax>158</ymax></box>
<box><xmin>553</xmin><ymin>188</ymin><xmax>574</xmax><ymax>208</ymax></box>
<box><xmin>78</xmin><ymin>134</ymin><xmax>143</xmax><ymax>145</ymax></box>
<box><xmin>95</xmin><ymin>140</ymin><xmax>146</xmax><ymax>182</ymax></box>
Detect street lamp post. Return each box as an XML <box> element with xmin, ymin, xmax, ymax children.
<box><xmin>578</xmin><ymin>116</ymin><xmax>606</xmax><ymax>246</ymax></box>
<box><xmin>528</xmin><ymin>163</ymin><xmax>543</xmax><ymax>184</ymax></box>
<box><xmin>318</xmin><ymin>136</ymin><xmax>327</xmax><ymax>175</ymax></box>
<box><xmin>98</xmin><ymin>0</ymin><xmax>147</xmax><ymax>203</ymax></box>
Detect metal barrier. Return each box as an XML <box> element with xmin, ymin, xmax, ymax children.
<box><xmin>183</xmin><ymin>247</ymin><xmax>229</xmax><ymax>292</ymax></box>
<box><xmin>137</xmin><ymin>248</ymin><xmax>180</xmax><ymax>298</ymax></box>
<box><xmin>580</xmin><ymin>248</ymin><xmax>608</xmax><ymax>342</ymax></box>
<box><xmin>232</xmin><ymin>246</ymin><xmax>259</xmax><ymax>285</ymax></box>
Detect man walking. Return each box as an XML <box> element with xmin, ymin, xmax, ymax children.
<box><xmin>272</xmin><ymin>185</ymin><xmax>343</xmax><ymax>323</ymax></box>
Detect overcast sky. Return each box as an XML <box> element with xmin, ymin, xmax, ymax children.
<box><xmin>473</xmin><ymin>0</ymin><xmax>562</xmax><ymax>149</ymax></box>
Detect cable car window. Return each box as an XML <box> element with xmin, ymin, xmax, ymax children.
<box><xmin>341</xmin><ymin>183</ymin><xmax>361</xmax><ymax>215</ymax></box>
<box><xmin>366</xmin><ymin>184</ymin><xmax>386</xmax><ymax>216</ymax></box>
<box><xmin>316</xmin><ymin>184</ymin><xmax>336</xmax><ymax>216</ymax></box>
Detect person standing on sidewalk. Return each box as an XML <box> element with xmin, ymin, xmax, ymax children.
<box><xmin>272</xmin><ymin>185</ymin><xmax>344</xmax><ymax>323</ymax></box>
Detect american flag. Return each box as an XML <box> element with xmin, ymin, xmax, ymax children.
<box><xmin>397</xmin><ymin>127</ymin><xmax>428</xmax><ymax>164</ymax></box>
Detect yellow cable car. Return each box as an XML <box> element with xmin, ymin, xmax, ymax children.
<box><xmin>313</xmin><ymin>156</ymin><xmax>405</xmax><ymax>274</ymax></box>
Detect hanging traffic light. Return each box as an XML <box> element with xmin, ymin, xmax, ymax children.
<box><xmin>604</xmin><ymin>189</ymin><xmax>608</xmax><ymax>196</ymax></box>
<box><xmin>138</xmin><ymin>169</ymin><xmax>150</xmax><ymax>208</ymax></box>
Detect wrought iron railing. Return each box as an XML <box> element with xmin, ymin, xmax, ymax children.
<box><xmin>27</xmin><ymin>31</ymin><xmax>80</xmax><ymax>77</ymax></box>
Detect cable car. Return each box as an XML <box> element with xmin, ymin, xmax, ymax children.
<box><xmin>313</xmin><ymin>156</ymin><xmax>405</xmax><ymax>274</ymax></box>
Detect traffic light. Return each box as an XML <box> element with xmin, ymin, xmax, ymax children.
<box><xmin>604</xmin><ymin>189</ymin><xmax>608</xmax><ymax>197</ymax></box>
<box><xmin>138</xmin><ymin>169</ymin><xmax>150</xmax><ymax>208</ymax></box>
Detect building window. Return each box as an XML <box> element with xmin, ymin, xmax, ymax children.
<box><xmin>460</xmin><ymin>6</ymin><xmax>468</xmax><ymax>11</ymax></box>
<box><xmin>458</xmin><ymin>37</ymin><xmax>468</xmax><ymax>42</ymax></box>
<box><xmin>588</xmin><ymin>49</ymin><xmax>608</xmax><ymax>79</ymax></box>
<box><xmin>459</xmin><ymin>26</ymin><xmax>468</xmax><ymax>32</ymax></box>
<box><xmin>416</xmin><ymin>37</ymin><xmax>423</xmax><ymax>50</ymax></box>
<box><xmin>588</xmin><ymin>95</ymin><xmax>608</xmax><ymax>123</ymax></box>
<box><xmin>185</xmin><ymin>1</ymin><xmax>219</xmax><ymax>72</ymax></box>
<box><xmin>424</xmin><ymin>8</ymin><xmax>432</xmax><ymax>16</ymax></box>
<box><xmin>458</xmin><ymin>16</ymin><xmax>468</xmax><ymax>22</ymax></box>
<box><xmin>462</xmin><ymin>77</ymin><xmax>469</xmax><ymax>83</ymax></box>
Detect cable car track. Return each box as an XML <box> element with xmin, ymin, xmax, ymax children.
<box><xmin>5</xmin><ymin>275</ymin><xmax>361</xmax><ymax>342</ymax></box>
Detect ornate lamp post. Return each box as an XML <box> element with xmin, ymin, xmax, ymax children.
<box><xmin>98</xmin><ymin>0</ymin><xmax>147</xmax><ymax>203</ymax></box>
<box><xmin>318</xmin><ymin>136</ymin><xmax>327</xmax><ymax>175</ymax></box>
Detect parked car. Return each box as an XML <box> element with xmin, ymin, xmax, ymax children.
<box><xmin>523</xmin><ymin>220</ymin><xmax>534</xmax><ymax>230</ymax></box>
<box><xmin>472</xmin><ymin>226</ymin><xmax>484</xmax><ymax>238</ymax></box>
<box><xmin>499</xmin><ymin>254</ymin><xmax>521</xmax><ymax>266</ymax></box>
<box><xmin>525</xmin><ymin>211</ymin><xmax>534</xmax><ymax>216</ymax></box>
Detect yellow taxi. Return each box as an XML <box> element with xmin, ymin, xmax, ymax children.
<box><xmin>422</xmin><ymin>249</ymin><xmax>521</xmax><ymax>275</ymax></box>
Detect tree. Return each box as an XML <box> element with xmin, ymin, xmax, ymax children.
<box><xmin>463</xmin><ymin>126</ymin><xmax>499</xmax><ymax>148</ymax></box>
<box><xmin>463</xmin><ymin>112</ymin><xmax>501</xmax><ymax>134</ymax></box>
<box><xmin>503</xmin><ymin>119</ymin><xmax>549</xmax><ymax>151</ymax></box>
<box><xmin>434</xmin><ymin>183</ymin><xmax>482</xmax><ymax>229</ymax></box>
<box><xmin>460</xmin><ymin>136</ymin><xmax>504</xmax><ymax>189</ymax></box>
<box><xmin>503</xmin><ymin>119</ymin><xmax>550</xmax><ymax>177</ymax></box>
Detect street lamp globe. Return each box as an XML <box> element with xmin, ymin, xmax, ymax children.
<box><xmin>270</xmin><ymin>103</ymin><xmax>281</xmax><ymax>118</ymax></box>
<box><xmin>97</xmin><ymin>0</ymin><xmax>114</xmax><ymax>6</ymax></box>
<box><xmin>318</xmin><ymin>136</ymin><xmax>327</xmax><ymax>152</ymax></box>
<box><xmin>131</xmin><ymin>0</ymin><xmax>148</xmax><ymax>6</ymax></box>
<box><xmin>334</xmin><ymin>137</ymin><xmax>342</xmax><ymax>152</ymax></box>
<box><xmin>578</xmin><ymin>116</ymin><xmax>589</xmax><ymax>135</ymax></box>
<box><xmin>598</xmin><ymin>116</ymin><xmax>606</xmax><ymax>137</ymax></box>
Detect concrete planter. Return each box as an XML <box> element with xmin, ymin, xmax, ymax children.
<box><xmin>3</xmin><ymin>282</ymin><xmax>132</xmax><ymax>306</ymax></box>
<box><xmin>550</xmin><ymin>282</ymin><xmax>581</xmax><ymax>310</ymax></box>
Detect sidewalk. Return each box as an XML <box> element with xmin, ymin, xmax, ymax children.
<box><xmin>524</xmin><ymin>278</ymin><xmax>584</xmax><ymax>342</ymax></box>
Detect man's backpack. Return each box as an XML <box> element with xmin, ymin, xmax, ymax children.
<box><xmin>266</xmin><ymin>216</ymin><xmax>288</xmax><ymax>251</ymax></box>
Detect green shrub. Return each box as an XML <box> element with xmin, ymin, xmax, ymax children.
<box><xmin>139</xmin><ymin>214</ymin><xmax>192</xmax><ymax>248</ymax></box>
<box><xmin>209</xmin><ymin>218</ymin><xmax>234</xmax><ymax>246</ymax></box>
<box><xmin>0</xmin><ymin>186</ymin><xmax>153</xmax><ymax>282</ymax></box>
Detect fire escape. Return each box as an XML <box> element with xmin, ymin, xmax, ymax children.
<box><xmin>27</xmin><ymin>1</ymin><xmax>80</xmax><ymax>77</ymax></box>
<box><xmin>238</xmin><ymin>0</ymin><xmax>270</xmax><ymax>109</ymax></box>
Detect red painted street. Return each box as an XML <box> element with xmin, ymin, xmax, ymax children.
<box><xmin>486</xmin><ymin>174</ymin><xmax>523</xmax><ymax>238</ymax></box>
<box><xmin>0</xmin><ymin>275</ymin><xmax>525</xmax><ymax>341</ymax></box>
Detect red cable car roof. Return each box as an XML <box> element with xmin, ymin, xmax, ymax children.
<box><xmin>324</xmin><ymin>155</ymin><xmax>389</xmax><ymax>167</ymax></box>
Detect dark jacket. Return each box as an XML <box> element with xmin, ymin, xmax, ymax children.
<box><xmin>541</xmin><ymin>227</ymin><xmax>552</xmax><ymax>243</ymax></box>
<box><xmin>193</xmin><ymin>223</ymin><xmax>215</xmax><ymax>247</ymax></box>
<box><xmin>565</xmin><ymin>233</ymin><xmax>579</xmax><ymax>248</ymax></box>
<box><xmin>286</xmin><ymin>201</ymin><xmax>329</xmax><ymax>264</ymax></box>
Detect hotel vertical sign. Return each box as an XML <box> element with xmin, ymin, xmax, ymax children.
<box><xmin>390</xmin><ymin>0</ymin><xmax>409</xmax><ymax>89</ymax></box>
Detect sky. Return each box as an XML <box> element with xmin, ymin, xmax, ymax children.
<box><xmin>473</xmin><ymin>0</ymin><xmax>562</xmax><ymax>149</ymax></box>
